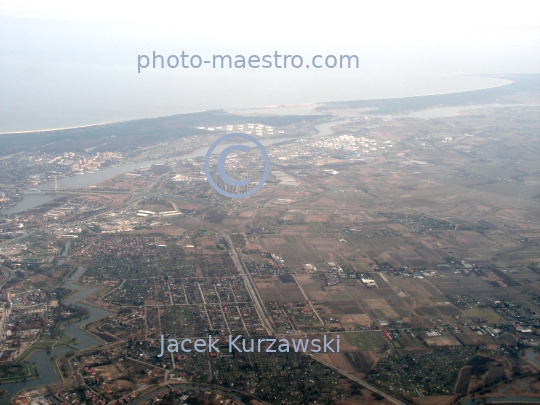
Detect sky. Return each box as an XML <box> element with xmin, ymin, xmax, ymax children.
<box><xmin>1</xmin><ymin>1</ymin><xmax>539</xmax><ymax>132</ymax></box>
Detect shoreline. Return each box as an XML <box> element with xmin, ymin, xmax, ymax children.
<box><xmin>0</xmin><ymin>108</ymin><xmax>209</xmax><ymax>135</ymax></box>
<box><xmin>0</xmin><ymin>75</ymin><xmax>515</xmax><ymax>135</ymax></box>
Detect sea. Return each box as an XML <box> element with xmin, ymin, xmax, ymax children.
<box><xmin>0</xmin><ymin>74</ymin><xmax>510</xmax><ymax>133</ymax></box>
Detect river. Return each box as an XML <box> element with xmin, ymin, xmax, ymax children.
<box><xmin>3</xmin><ymin>98</ymin><xmax>536</xmax><ymax>216</ymax></box>
<box><xmin>0</xmin><ymin>266</ymin><xmax>111</xmax><ymax>404</ymax></box>
<box><xmin>6</xmin><ymin>99</ymin><xmax>534</xmax><ymax>215</ymax></box>
<box><xmin>0</xmin><ymin>120</ymin><xmax>347</xmax><ymax>402</ymax></box>
<box><xmin>2</xmin><ymin>119</ymin><xmax>347</xmax><ymax>215</ymax></box>
<box><xmin>454</xmin><ymin>350</ymin><xmax>540</xmax><ymax>405</ymax></box>
<box><xmin>1</xmin><ymin>115</ymin><xmax>538</xmax><ymax>403</ymax></box>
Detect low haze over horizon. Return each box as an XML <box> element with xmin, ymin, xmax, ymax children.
<box><xmin>1</xmin><ymin>1</ymin><xmax>539</xmax><ymax>132</ymax></box>
<box><xmin>1</xmin><ymin>4</ymin><xmax>540</xmax><ymax>405</ymax></box>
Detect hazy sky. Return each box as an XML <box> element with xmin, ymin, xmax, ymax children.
<box><xmin>1</xmin><ymin>1</ymin><xmax>539</xmax><ymax>132</ymax></box>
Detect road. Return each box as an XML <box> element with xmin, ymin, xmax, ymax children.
<box><xmin>0</xmin><ymin>300</ymin><xmax>9</xmax><ymax>347</ymax></box>
<box><xmin>194</xmin><ymin>218</ymin><xmax>276</xmax><ymax>335</ymax></box>
<box><xmin>311</xmin><ymin>355</ymin><xmax>410</xmax><ymax>405</ymax></box>
<box><xmin>0</xmin><ymin>265</ymin><xmax>13</xmax><ymax>288</ymax></box>
<box><xmin>0</xmin><ymin>266</ymin><xmax>13</xmax><ymax>348</ymax></box>
<box><xmin>2</xmin><ymin>160</ymin><xmax>409</xmax><ymax>404</ymax></box>
<box><xmin>195</xmin><ymin>218</ymin><xmax>409</xmax><ymax>405</ymax></box>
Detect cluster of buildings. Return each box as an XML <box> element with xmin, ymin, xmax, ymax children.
<box><xmin>491</xmin><ymin>301</ymin><xmax>540</xmax><ymax>330</ymax></box>
<box><xmin>12</xmin><ymin>388</ymin><xmax>54</xmax><ymax>405</ymax></box>
<box><xmin>0</xmin><ymin>150</ymin><xmax>125</xmax><ymax>193</ymax></box>
<box><xmin>268</xmin><ymin>301</ymin><xmax>322</xmax><ymax>333</ymax></box>
<box><xmin>310</xmin><ymin>134</ymin><xmax>393</xmax><ymax>154</ymax></box>
<box><xmin>197</xmin><ymin>123</ymin><xmax>282</xmax><ymax>137</ymax></box>
<box><xmin>0</xmin><ymin>189</ymin><xmax>22</xmax><ymax>211</ymax></box>
<box><xmin>48</xmin><ymin>151</ymin><xmax>123</xmax><ymax>175</ymax></box>
<box><xmin>0</xmin><ymin>289</ymin><xmax>51</xmax><ymax>356</ymax></box>
<box><xmin>266</xmin><ymin>133</ymin><xmax>394</xmax><ymax>162</ymax></box>
<box><xmin>136</xmin><ymin>209</ymin><xmax>181</xmax><ymax>218</ymax></box>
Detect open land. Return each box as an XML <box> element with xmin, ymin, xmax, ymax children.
<box><xmin>0</xmin><ymin>75</ymin><xmax>539</xmax><ymax>405</ymax></box>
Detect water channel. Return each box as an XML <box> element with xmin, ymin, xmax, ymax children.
<box><xmin>2</xmin><ymin>111</ymin><xmax>540</xmax><ymax>402</ymax></box>
<box><xmin>2</xmin><ymin>120</ymin><xmax>347</xmax><ymax>215</ymax></box>
<box><xmin>0</xmin><ymin>266</ymin><xmax>111</xmax><ymax>404</ymax></box>
<box><xmin>0</xmin><ymin>120</ymin><xmax>349</xmax><ymax>403</ymax></box>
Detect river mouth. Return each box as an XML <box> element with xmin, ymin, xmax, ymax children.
<box><xmin>0</xmin><ymin>266</ymin><xmax>111</xmax><ymax>405</ymax></box>
<box><xmin>0</xmin><ymin>120</ymin><xmax>349</xmax><ymax>403</ymax></box>
<box><xmin>2</xmin><ymin>119</ymin><xmax>348</xmax><ymax>215</ymax></box>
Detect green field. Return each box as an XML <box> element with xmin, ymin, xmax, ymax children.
<box><xmin>463</xmin><ymin>308</ymin><xmax>510</xmax><ymax>326</ymax></box>
<box><xmin>395</xmin><ymin>331</ymin><xmax>425</xmax><ymax>348</ymax></box>
<box><xmin>327</xmin><ymin>290</ymin><xmax>353</xmax><ymax>300</ymax></box>
<box><xmin>16</xmin><ymin>340</ymin><xmax>66</xmax><ymax>364</ymax></box>
<box><xmin>344</xmin><ymin>331</ymin><xmax>388</xmax><ymax>351</ymax></box>
<box><xmin>305</xmin><ymin>223</ymin><xmax>326</xmax><ymax>233</ymax></box>
<box><xmin>0</xmin><ymin>363</ymin><xmax>35</xmax><ymax>382</ymax></box>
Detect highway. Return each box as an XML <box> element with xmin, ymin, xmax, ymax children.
<box><xmin>3</xmin><ymin>166</ymin><xmax>408</xmax><ymax>404</ymax></box>
<box><xmin>194</xmin><ymin>218</ymin><xmax>276</xmax><ymax>335</ymax></box>
<box><xmin>311</xmin><ymin>355</ymin><xmax>411</xmax><ymax>405</ymax></box>
<box><xmin>223</xmin><ymin>231</ymin><xmax>277</xmax><ymax>335</ymax></box>
<box><xmin>195</xmin><ymin>218</ymin><xmax>409</xmax><ymax>405</ymax></box>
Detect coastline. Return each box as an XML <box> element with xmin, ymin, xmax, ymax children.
<box><xmin>0</xmin><ymin>112</ymin><xmax>207</xmax><ymax>135</ymax></box>
<box><xmin>0</xmin><ymin>75</ymin><xmax>516</xmax><ymax>135</ymax></box>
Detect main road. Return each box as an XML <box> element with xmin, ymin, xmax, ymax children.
<box><xmin>194</xmin><ymin>217</ymin><xmax>276</xmax><ymax>335</ymax></box>
<box><xmin>312</xmin><ymin>355</ymin><xmax>410</xmax><ymax>405</ymax></box>
<box><xmin>0</xmin><ymin>265</ymin><xmax>13</xmax><ymax>288</ymax></box>
<box><xmin>195</xmin><ymin>218</ymin><xmax>410</xmax><ymax>405</ymax></box>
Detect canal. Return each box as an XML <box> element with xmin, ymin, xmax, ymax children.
<box><xmin>0</xmin><ymin>266</ymin><xmax>111</xmax><ymax>404</ymax></box>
